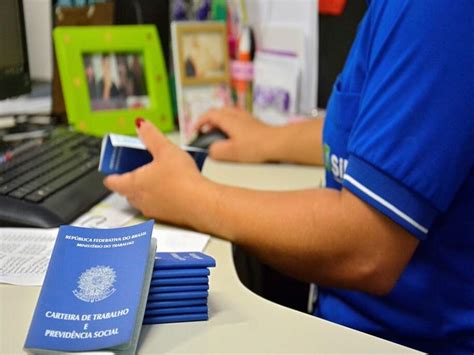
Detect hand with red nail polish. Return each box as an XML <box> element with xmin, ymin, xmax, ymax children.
<box><xmin>135</xmin><ymin>117</ymin><xmax>145</xmax><ymax>129</ymax></box>
<box><xmin>104</xmin><ymin>120</ymin><xmax>210</xmax><ymax>228</ymax></box>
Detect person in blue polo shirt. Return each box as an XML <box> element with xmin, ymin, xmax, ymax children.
<box><xmin>105</xmin><ymin>1</ymin><xmax>474</xmax><ymax>353</ymax></box>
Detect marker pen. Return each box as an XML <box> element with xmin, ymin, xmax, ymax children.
<box><xmin>235</xmin><ymin>26</ymin><xmax>253</xmax><ymax>110</ymax></box>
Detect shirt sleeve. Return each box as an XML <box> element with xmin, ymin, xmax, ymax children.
<box><xmin>343</xmin><ymin>1</ymin><xmax>474</xmax><ymax>239</ymax></box>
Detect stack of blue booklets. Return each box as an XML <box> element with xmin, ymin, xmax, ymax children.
<box><xmin>144</xmin><ymin>252</ymin><xmax>216</xmax><ymax>325</ymax></box>
<box><xmin>24</xmin><ymin>221</ymin><xmax>156</xmax><ymax>354</ymax></box>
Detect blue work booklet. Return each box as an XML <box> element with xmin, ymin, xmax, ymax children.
<box><xmin>154</xmin><ymin>252</ymin><xmax>216</xmax><ymax>269</ymax></box>
<box><xmin>24</xmin><ymin>221</ymin><xmax>156</xmax><ymax>354</ymax></box>
<box><xmin>146</xmin><ymin>299</ymin><xmax>208</xmax><ymax>310</ymax></box>
<box><xmin>99</xmin><ymin>133</ymin><xmax>208</xmax><ymax>175</ymax></box>
<box><xmin>143</xmin><ymin>313</ymin><xmax>208</xmax><ymax>325</ymax></box>
<box><xmin>147</xmin><ymin>291</ymin><xmax>208</xmax><ymax>302</ymax></box>
<box><xmin>150</xmin><ymin>276</ymin><xmax>208</xmax><ymax>286</ymax></box>
<box><xmin>152</xmin><ymin>268</ymin><xmax>210</xmax><ymax>279</ymax></box>
<box><xmin>148</xmin><ymin>284</ymin><xmax>209</xmax><ymax>294</ymax></box>
<box><xmin>145</xmin><ymin>306</ymin><xmax>208</xmax><ymax>317</ymax></box>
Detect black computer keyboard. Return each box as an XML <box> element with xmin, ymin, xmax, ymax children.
<box><xmin>0</xmin><ymin>128</ymin><xmax>110</xmax><ymax>227</ymax></box>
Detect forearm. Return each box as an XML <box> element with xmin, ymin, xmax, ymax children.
<box><xmin>263</xmin><ymin>118</ymin><xmax>325</xmax><ymax>166</ymax></box>
<box><xmin>189</xmin><ymin>179</ymin><xmax>414</xmax><ymax>294</ymax></box>
<box><xmin>106</xmin><ymin>119</ymin><xmax>417</xmax><ymax>296</ymax></box>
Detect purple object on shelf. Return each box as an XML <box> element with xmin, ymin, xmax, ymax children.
<box><xmin>196</xmin><ymin>0</ymin><xmax>211</xmax><ymax>20</ymax></box>
<box><xmin>253</xmin><ymin>85</ymin><xmax>291</xmax><ymax>113</ymax></box>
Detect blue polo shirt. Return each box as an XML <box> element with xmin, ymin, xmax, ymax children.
<box><xmin>317</xmin><ymin>1</ymin><xmax>474</xmax><ymax>353</ymax></box>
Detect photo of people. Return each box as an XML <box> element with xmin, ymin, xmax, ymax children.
<box><xmin>181</xmin><ymin>31</ymin><xmax>227</xmax><ymax>83</ymax></box>
<box><xmin>83</xmin><ymin>53</ymin><xmax>149</xmax><ymax>112</ymax></box>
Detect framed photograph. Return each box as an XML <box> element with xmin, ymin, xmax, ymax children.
<box><xmin>54</xmin><ymin>25</ymin><xmax>174</xmax><ymax>136</ymax></box>
<box><xmin>172</xmin><ymin>21</ymin><xmax>231</xmax><ymax>144</ymax></box>
<box><xmin>174</xmin><ymin>22</ymin><xmax>229</xmax><ymax>86</ymax></box>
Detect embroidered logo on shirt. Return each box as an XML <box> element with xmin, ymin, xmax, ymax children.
<box><xmin>324</xmin><ymin>143</ymin><xmax>348</xmax><ymax>184</ymax></box>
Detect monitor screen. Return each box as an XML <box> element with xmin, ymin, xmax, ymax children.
<box><xmin>83</xmin><ymin>52</ymin><xmax>149</xmax><ymax>112</ymax></box>
<box><xmin>0</xmin><ymin>0</ymin><xmax>31</xmax><ymax>100</ymax></box>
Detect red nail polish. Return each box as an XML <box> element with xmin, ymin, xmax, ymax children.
<box><xmin>135</xmin><ymin>118</ymin><xmax>145</xmax><ymax>128</ymax></box>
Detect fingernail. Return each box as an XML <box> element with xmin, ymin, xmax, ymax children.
<box><xmin>135</xmin><ymin>117</ymin><xmax>145</xmax><ymax>128</ymax></box>
<box><xmin>201</xmin><ymin>124</ymin><xmax>211</xmax><ymax>133</ymax></box>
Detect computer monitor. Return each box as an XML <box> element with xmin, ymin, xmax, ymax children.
<box><xmin>0</xmin><ymin>0</ymin><xmax>31</xmax><ymax>100</ymax></box>
<box><xmin>114</xmin><ymin>0</ymin><xmax>171</xmax><ymax>69</ymax></box>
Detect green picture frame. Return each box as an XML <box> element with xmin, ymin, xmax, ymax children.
<box><xmin>54</xmin><ymin>25</ymin><xmax>174</xmax><ymax>136</ymax></box>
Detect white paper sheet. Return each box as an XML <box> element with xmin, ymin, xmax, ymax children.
<box><xmin>1</xmin><ymin>194</ymin><xmax>210</xmax><ymax>286</ymax></box>
<box><xmin>153</xmin><ymin>226</ymin><xmax>210</xmax><ymax>252</ymax></box>
<box><xmin>0</xmin><ymin>194</ymin><xmax>138</xmax><ymax>286</ymax></box>
<box><xmin>0</xmin><ymin>96</ymin><xmax>51</xmax><ymax>116</ymax></box>
<box><xmin>72</xmin><ymin>194</ymin><xmax>139</xmax><ymax>229</ymax></box>
<box><xmin>0</xmin><ymin>228</ymin><xmax>57</xmax><ymax>285</ymax></box>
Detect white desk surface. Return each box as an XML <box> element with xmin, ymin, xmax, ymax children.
<box><xmin>0</xmin><ymin>144</ymin><xmax>420</xmax><ymax>354</ymax></box>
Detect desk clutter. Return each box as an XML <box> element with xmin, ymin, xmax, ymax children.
<box><xmin>23</xmin><ymin>221</ymin><xmax>215</xmax><ymax>354</ymax></box>
<box><xmin>170</xmin><ymin>0</ymin><xmax>319</xmax><ymax>147</ymax></box>
<box><xmin>144</xmin><ymin>252</ymin><xmax>216</xmax><ymax>325</ymax></box>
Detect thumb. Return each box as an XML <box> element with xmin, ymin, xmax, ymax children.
<box><xmin>136</xmin><ymin>118</ymin><xmax>169</xmax><ymax>158</ymax></box>
<box><xmin>103</xmin><ymin>172</ymin><xmax>135</xmax><ymax>196</ymax></box>
<box><xmin>209</xmin><ymin>140</ymin><xmax>236</xmax><ymax>161</ymax></box>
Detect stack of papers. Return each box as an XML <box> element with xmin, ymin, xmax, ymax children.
<box><xmin>0</xmin><ymin>194</ymin><xmax>210</xmax><ymax>286</ymax></box>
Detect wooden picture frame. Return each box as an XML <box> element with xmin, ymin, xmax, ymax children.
<box><xmin>174</xmin><ymin>22</ymin><xmax>229</xmax><ymax>86</ymax></box>
<box><xmin>171</xmin><ymin>21</ymin><xmax>231</xmax><ymax>145</ymax></box>
<box><xmin>54</xmin><ymin>25</ymin><xmax>174</xmax><ymax>136</ymax></box>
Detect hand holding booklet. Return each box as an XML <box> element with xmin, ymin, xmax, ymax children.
<box><xmin>99</xmin><ymin>133</ymin><xmax>208</xmax><ymax>175</ymax></box>
<box><xmin>24</xmin><ymin>221</ymin><xmax>157</xmax><ymax>354</ymax></box>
